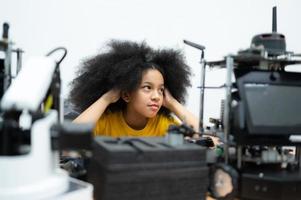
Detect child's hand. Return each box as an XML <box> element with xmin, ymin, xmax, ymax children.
<box><xmin>163</xmin><ymin>88</ymin><xmax>177</xmax><ymax>110</ymax></box>
<box><xmin>102</xmin><ymin>89</ymin><xmax>120</xmax><ymax>104</ymax></box>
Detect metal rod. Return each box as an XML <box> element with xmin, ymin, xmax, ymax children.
<box><xmin>2</xmin><ymin>23</ymin><xmax>9</xmax><ymax>40</ymax></box>
<box><xmin>296</xmin><ymin>147</ymin><xmax>301</xmax><ymax>168</ymax></box>
<box><xmin>183</xmin><ymin>40</ymin><xmax>205</xmax><ymax>51</ymax></box>
<box><xmin>4</xmin><ymin>41</ymin><xmax>12</xmax><ymax>92</ymax></box>
<box><xmin>272</xmin><ymin>6</ymin><xmax>277</xmax><ymax>32</ymax></box>
<box><xmin>183</xmin><ymin>40</ymin><xmax>206</xmax><ymax>133</ymax></box>
<box><xmin>59</xmin><ymin>92</ymin><xmax>64</xmax><ymax>123</ymax></box>
<box><xmin>197</xmin><ymin>84</ymin><xmax>225</xmax><ymax>89</ymax></box>
<box><xmin>223</xmin><ymin>55</ymin><xmax>234</xmax><ymax>164</ymax></box>
<box><xmin>199</xmin><ymin>55</ymin><xmax>206</xmax><ymax>132</ymax></box>
<box><xmin>237</xmin><ymin>145</ymin><xmax>242</xmax><ymax>169</ymax></box>
<box><xmin>15</xmin><ymin>48</ymin><xmax>23</xmax><ymax>74</ymax></box>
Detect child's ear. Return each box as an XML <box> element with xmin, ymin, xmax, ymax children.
<box><xmin>121</xmin><ymin>91</ymin><xmax>130</xmax><ymax>103</ymax></box>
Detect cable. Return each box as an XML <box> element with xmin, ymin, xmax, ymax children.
<box><xmin>46</xmin><ymin>47</ymin><xmax>67</xmax><ymax>65</ymax></box>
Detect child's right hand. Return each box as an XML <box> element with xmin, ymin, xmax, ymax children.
<box><xmin>102</xmin><ymin>89</ymin><xmax>121</xmax><ymax>104</ymax></box>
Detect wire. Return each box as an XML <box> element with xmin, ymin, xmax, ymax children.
<box><xmin>46</xmin><ymin>47</ymin><xmax>68</xmax><ymax>65</ymax></box>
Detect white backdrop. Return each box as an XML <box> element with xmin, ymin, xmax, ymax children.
<box><xmin>1</xmin><ymin>0</ymin><xmax>301</xmax><ymax>125</ymax></box>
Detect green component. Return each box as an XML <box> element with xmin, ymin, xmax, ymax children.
<box><xmin>215</xmin><ymin>146</ymin><xmax>223</xmax><ymax>156</ymax></box>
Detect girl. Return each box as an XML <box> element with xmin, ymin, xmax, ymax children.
<box><xmin>69</xmin><ymin>40</ymin><xmax>198</xmax><ymax>137</ymax></box>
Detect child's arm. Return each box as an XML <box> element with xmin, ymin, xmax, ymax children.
<box><xmin>163</xmin><ymin>89</ymin><xmax>199</xmax><ymax>132</ymax></box>
<box><xmin>73</xmin><ymin>89</ymin><xmax>120</xmax><ymax>124</ymax></box>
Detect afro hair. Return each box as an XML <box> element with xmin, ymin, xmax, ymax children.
<box><xmin>69</xmin><ymin>40</ymin><xmax>191</xmax><ymax>117</ymax></box>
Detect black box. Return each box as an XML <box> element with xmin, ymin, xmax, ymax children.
<box><xmin>88</xmin><ymin>137</ymin><xmax>208</xmax><ymax>200</ymax></box>
<box><xmin>240</xmin><ymin>169</ymin><xmax>301</xmax><ymax>200</ymax></box>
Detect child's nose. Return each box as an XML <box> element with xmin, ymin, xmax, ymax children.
<box><xmin>151</xmin><ymin>90</ymin><xmax>161</xmax><ymax>101</ymax></box>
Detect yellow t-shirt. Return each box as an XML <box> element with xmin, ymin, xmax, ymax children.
<box><xmin>94</xmin><ymin>111</ymin><xmax>180</xmax><ymax>137</ymax></box>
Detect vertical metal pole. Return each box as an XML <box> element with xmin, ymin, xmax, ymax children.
<box><xmin>55</xmin><ymin>67</ymin><xmax>64</xmax><ymax>123</ymax></box>
<box><xmin>199</xmin><ymin>51</ymin><xmax>206</xmax><ymax>132</ymax></box>
<box><xmin>4</xmin><ymin>42</ymin><xmax>12</xmax><ymax>92</ymax></box>
<box><xmin>237</xmin><ymin>145</ymin><xmax>242</xmax><ymax>169</ymax></box>
<box><xmin>296</xmin><ymin>147</ymin><xmax>301</xmax><ymax>168</ymax></box>
<box><xmin>59</xmin><ymin>91</ymin><xmax>64</xmax><ymax>123</ymax></box>
<box><xmin>16</xmin><ymin>48</ymin><xmax>23</xmax><ymax>74</ymax></box>
<box><xmin>2</xmin><ymin>23</ymin><xmax>11</xmax><ymax>92</ymax></box>
<box><xmin>223</xmin><ymin>56</ymin><xmax>233</xmax><ymax>164</ymax></box>
<box><xmin>272</xmin><ymin>6</ymin><xmax>277</xmax><ymax>33</ymax></box>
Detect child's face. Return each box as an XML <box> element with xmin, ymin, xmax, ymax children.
<box><xmin>126</xmin><ymin>69</ymin><xmax>164</xmax><ymax>118</ymax></box>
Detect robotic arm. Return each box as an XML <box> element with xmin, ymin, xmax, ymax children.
<box><xmin>0</xmin><ymin>50</ymin><xmax>93</xmax><ymax>199</ymax></box>
<box><xmin>1</xmin><ymin>57</ymin><xmax>56</xmax><ymax>112</ymax></box>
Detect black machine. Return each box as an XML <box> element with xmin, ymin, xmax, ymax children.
<box><xmin>186</xmin><ymin>6</ymin><xmax>301</xmax><ymax>200</ymax></box>
<box><xmin>88</xmin><ymin>136</ymin><xmax>209</xmax><ymax>200</ymax></box>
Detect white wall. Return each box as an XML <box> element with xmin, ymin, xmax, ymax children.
<box><xmin>1</xmin><ymin>0</ymin><xmax>301</xmax><ymax>125</ymax></box>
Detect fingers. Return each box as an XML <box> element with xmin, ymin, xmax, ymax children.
<box><xmin>164</xmin><ymin>88</ymin><xmax>171</xmax><ymax>97</ymax></box>
<box><xmin>103</xmin><ymin>88</ymin><xmax>121</xmax><ymax>104</ymax></box>
<box><xmin>111</xmin><ymin>89</ymin><xmax>121</xmax><ymax>102</ymax></box>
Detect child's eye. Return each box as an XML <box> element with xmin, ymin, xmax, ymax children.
<box><xmin>142</xmin><ymin>85</ymin><xmax>151</xmax><ymax>90</ymax></box>
<box><xmin>159</xmin><ymin>88</ymin><xmax>164</xmax><ymax>94</ymax></box>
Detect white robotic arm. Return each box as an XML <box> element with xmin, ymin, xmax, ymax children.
<box><xmin>0</xmin><ymin>55</ymin><xmax>93</xmax><ymax>200</ymax></box>
<box><xmin>1</xmin><ymin>57</ymin><xmax>56</xmax><ymax>111</ymax></box>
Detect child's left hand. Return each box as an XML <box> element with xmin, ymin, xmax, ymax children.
<box><xmin>163</xmin><ymin>88</ymin><xmax>199</xmax><ymax>132</ymax></box>
<box><xmin>162</xmin><ymin>88</ymin><xmax>176</xmax><ymax>110</ymax></box>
